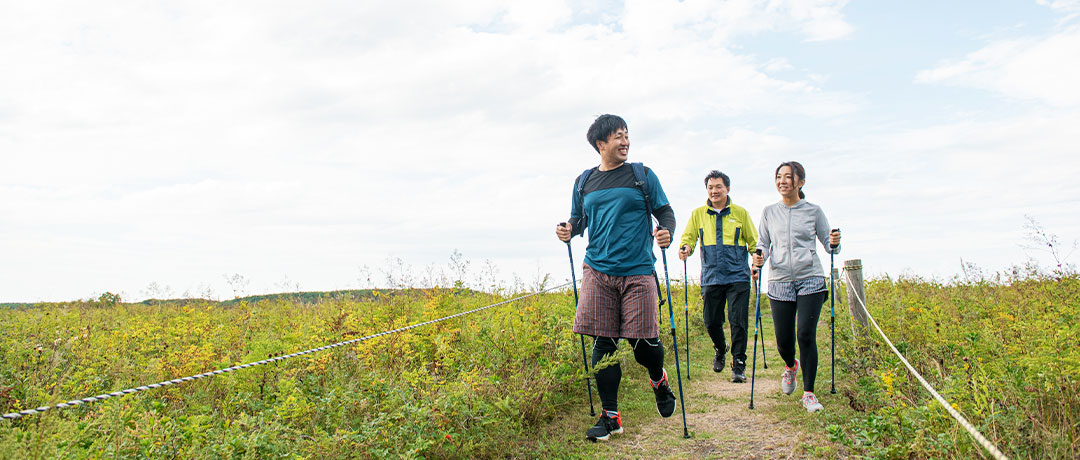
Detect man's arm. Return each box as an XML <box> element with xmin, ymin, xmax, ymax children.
<box><xmin>645</xmin><ymin>168</ymin><xmax>675</xmax><ymax>232</ymax></box>
<box><xmin>679</xmin><ymin>211</ymin><xmax>699</xmax><ymax>254</ymax></box>
<box><xmin>644</xmin><ymin>167</ymin><xmax>675</xmax><ymax>247</ymax></box>
<box><xmin>677</xmin><ymin>210</ymin><xmax>698</xmax><ymax>261</ymax></box>
<box><xmin>653</xmin><ymin>204</ymin><xmax>675</xmax><ymax>234</ymax></box>
<box><xmin>565</xmin><ymin>174</ymin><xmax>588</xmax><ymax>239</ymax></box>
<box><xmin>567</xmin><ymin>217</ymin><xmax>586</xmax><ymax>238</ymax></box>
<box><xmin>740</xmin><ymin>208</ymin><xmax>758</xmax><ymax>254</ymax></box>
<box><xmin>651</xmin><ymin>205</ymin><xmax>676</xmax><ymax>248</ymax></box>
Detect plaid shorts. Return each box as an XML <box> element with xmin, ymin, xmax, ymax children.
<box><xmin>572</xmin><ymin>264</ymin><xmax>660</xmax><ymax>339</ymax></box>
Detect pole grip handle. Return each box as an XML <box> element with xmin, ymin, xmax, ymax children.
<box><xmin>655</xmin><ymin>225</ymin><xmax>671</xmax><ymax>249</ymax></box>
<box><xmin>559</xmin><ymin>222</ymin><xmax>572</xmax><ymax>244</ymax></box>
<box><xmin>830</xmin><ymin>228</ymin><xmax>840</xmax><ymax>249</ymax></box>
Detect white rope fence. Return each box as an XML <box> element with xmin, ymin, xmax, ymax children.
<box><xmin>2</xmin><ymin>283</ymin><xmax>571</xmax><ymax>421</ymax></box>
<box><xmin>846</xmin><ymin>272</ymin><xmax>1010</xmax><ymax>460</ymax></box>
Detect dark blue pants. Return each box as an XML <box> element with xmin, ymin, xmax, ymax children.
<box><xmin>701</xmin><ymin>282</ymin><xmax>751</xmax><ymax>365</ymax></box>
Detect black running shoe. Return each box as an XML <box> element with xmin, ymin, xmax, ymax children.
<box><xmin>585</xmin><ymin>412</ymin><xmax>623</xmax><ymax>442</ymax></box>
<box><xmin>712</xmin><ymin>346</ymin><xmax>726</xmax><ymax>373</ymax></box>
<box><xmin>731</xmin><ymin>359</ymin><xmax>747</xmax><ymax>383</ymax></box>
<box><xmin>651</xmin><ymin>369</ymin><xmax>677</xmax><ymax>418</ymax></box>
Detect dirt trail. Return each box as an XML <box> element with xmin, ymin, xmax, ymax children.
<box><xmin>582</xmin><ymin>338</ymin><xmax>843</xmax><ymax>460</ymax></box>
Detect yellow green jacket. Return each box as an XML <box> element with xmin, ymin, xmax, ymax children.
<box><xmin>680</xmin><ymin>197</ymin><xmax>757</xmax><ymax>285</ymax></box>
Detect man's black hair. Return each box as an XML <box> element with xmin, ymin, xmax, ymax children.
<box><xmin>705</xmin><ymin>170</ymin><xmax>730</xmax><ymax>188</ymax></box>
<box><xmin>586</xmin><ymin>114</ymin><xmax>628</xmax><ymax>153</ymax></box>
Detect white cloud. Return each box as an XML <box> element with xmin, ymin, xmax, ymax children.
<box><xmin>589</xmin><ymin>108</ymin><xmax>1080</xmax><ymax>285</ymax></box>
<box><xmin>801</xmin><ymin>111</ymin><xmax>1080</xmax><ymax>279</ymax></box>
<box><xmin>0</xmin><ymin>0</ymin><xmax>864</xmax><ymax>302</ymax></box>
<box><xmin>1037</xmin><ymin>0</ymin><xmax>1080</xmax><ymax>15</ymax></box>
<box><xmin>915</xmin><ymin>21</ymin><xmax>1080</xmax><ymax>107</ymax></box>
<box><xmin>505</xmin><ymin>1</ymin><xmax>573</xmax><ymax>34</ymax></box>
<box><xmin>762</xmin><ymin>57</ymin><xmax>795</xmax><ymax>72</ymax></box>
<box><xmin>619</xmin><ymin>0</ymin><xmax>852</xmax><ymax>45</ymax></box>
<box><xmin>781</xmin><ymin>0</ymin><xmax>854</xmax><ymax>41</ymax></box>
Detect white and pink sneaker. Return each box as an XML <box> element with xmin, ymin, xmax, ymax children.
<box><xmin>802</xmin><ymin>392</ymin><xmax>823</xmax><ymax>413</ymax></box>
<box><xmin>780</xmin><ymin>359</ymin><xmax>799</xmax><ymax>395</ymax></box>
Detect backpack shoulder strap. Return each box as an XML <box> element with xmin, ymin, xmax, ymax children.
<box><xmin>629</xmin><ymin>162</ymin><xmax>653</xmax><ymax>217</ymax></box>
<box><xmin>632</xmin><ymin>162</ymin><xmax>662</xmax><ymax>305</ymax></box>
<box><xmin>574</xmin><ymin>167</ymin><xmax>596</xmax><ymax>217</ymax></box>
<box><xmin>629</xmin><ymin>162</ymin><xmax>648</xmax><ymax>193</ymax></box>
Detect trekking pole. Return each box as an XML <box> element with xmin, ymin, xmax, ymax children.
<box><xmin>683</xmin><ymin>257</ymin><xmax>690</xmax><ymax>381</ymax></box>
<box><xmin>749</xmin><ymin>249</ymin><xmax>763</xmax><ymax>409</ymax></box>
<box><xmin>658</xmin><ymin>229</ymin><xmax>690</xmax><ymax>439</ymax></box>
<box><xmin>758</xmin><ymin>291</ymin><xmax>768</xmax><ymax>370</ymax></box>
<box><xmin>560</xmin><ymin>223</ymin><xmax>595</xmax><ymax>416</ymax></box>
<box><xmin>830</xmin><ymin>228</ymin><xmax>839</xmax><ymax>395</ymax></box>
<box><xmin>751</xmin><ymin>249</ymin><xmax>767</xmax><ymax>370</ymax></box>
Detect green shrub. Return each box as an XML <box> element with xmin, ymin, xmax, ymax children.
<box><xmin>826</xmin><ymin>269</ymin><xmax>1079</xmax><ymax>459</ymax></box>
<box><xmin>0</xmin><ymin>288</ymin><xmax>585</xmax><ymax>459</ymax></box>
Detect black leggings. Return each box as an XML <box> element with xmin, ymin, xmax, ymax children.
<box><xmin>592</xmin><ymin>336</ymin><xmax>665</xmax><ymax>412</ymax></box>
<box><xmin>770</xmin><ymin>291</ymin><xmax>827</xmax><ymax>392</ymax></box>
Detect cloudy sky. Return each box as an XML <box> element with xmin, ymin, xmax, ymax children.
<box><xmin>2</xmin><ymin>1</ymin><xmax>1079</xmax><ymax>302</ymax></box>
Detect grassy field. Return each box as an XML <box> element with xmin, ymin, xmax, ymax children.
<box><xmin>1</xmin><ymin>267</ymin><xmax>1076</xmax><ymax>459</ymax></box>
<box><xmin>799</xmin><ymin>266</ymin><xmax>1080</xmax><ymax>459</ymax></box>
<box><xmin>0</xmin><ymin>288</ymin><xmax>599</xmax><ymax>459</ymax></box>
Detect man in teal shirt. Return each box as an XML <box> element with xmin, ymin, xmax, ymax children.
<box><xmin>555</xmin><ymin>114</ymin><xmax>677</xmax><ymax>442</ymax></box>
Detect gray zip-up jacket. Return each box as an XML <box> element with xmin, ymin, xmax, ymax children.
<box><xmin>757</xmin><ymin>200</ymin><xmax>839</xmax><ymax>282</ymax></box>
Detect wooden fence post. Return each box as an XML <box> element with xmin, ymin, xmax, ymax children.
<box><xmin>844</xmin><ymin>259</ymin><xmax>869</xmax><ymax>332</ymax></box>
<box><xmin>832</xmin><ymin>268</ymin><xmax>842</xmax><ymax>306</ymax></box>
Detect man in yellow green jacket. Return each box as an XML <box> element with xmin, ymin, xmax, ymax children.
<box><xmin>678</xmin><ymin>170</ymin><xmax>757</xmax><ymax>383</ymax></box>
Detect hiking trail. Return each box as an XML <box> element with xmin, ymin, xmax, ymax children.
<box><xmin>545</xmin><ymin>335</ymin><xmax>847</xmax><ymax>459</ymax></box>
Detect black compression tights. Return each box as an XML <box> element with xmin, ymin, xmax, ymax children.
<box><xmin>591</xmin><ymin>336</ymin><xmax>665</xmax><ymax>413</ymax></box>
<box><xmin>770</xmin><ymin>291</ymin><xmax>827</xmax><ymax>392</ymax></box>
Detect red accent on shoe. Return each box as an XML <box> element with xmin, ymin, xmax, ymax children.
<box><xmin>650</xmin><ymin>369</ymin><xmax>669</xmax><ymax>389</ymax></box>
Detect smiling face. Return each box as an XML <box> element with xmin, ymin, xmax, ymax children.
<box><xmin>775</xmin><ymin>165</ymin><xmax>804</xmax><ymax>199</ymax></box>
<box><xmin>706</xmin><ymin>177</ymin><xmax>729</xmax><ymax>208</ymax></box>
<box><xmin>596</xmin><ymin>128</ymin><xmax>629</xmax><ymax>166</ymax></box>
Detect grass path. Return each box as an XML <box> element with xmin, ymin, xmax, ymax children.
<box><xmin>536</xmin><ymin>316</ymin><xmax>848</xmax><ymax>459</ymax></box>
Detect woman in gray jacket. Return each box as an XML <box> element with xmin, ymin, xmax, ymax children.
<box><xmin>752</xmin><ymin>161</ymin><xmax>840</xmax><ymax>413</ymax></box>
